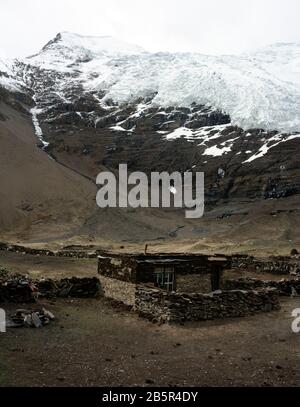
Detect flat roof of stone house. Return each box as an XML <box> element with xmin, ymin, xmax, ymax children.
<box><xmin>97</xmin><ymin>252</ymin><xmax>231</xmax><ymax>265</ymax></box>
<box><xmin>98</xmin><ymin>251</ymin><xmax>230</xmax><ymax>258</ymax></box>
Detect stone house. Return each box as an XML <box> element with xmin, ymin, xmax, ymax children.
<box><xmin>97</xmin><ymin>252</ymin><xmax>280</xmax><ymax>324</ymax></box>
<box><xmin>98</xmin><ymin>252</ymin><xmax>229</xmax><ymax>302</ymax></box>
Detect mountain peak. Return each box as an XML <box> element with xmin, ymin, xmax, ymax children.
<box><xmin>41</xmin><ymin>31</ymin><xmax>145</xmax><ymax>55</ymax></box>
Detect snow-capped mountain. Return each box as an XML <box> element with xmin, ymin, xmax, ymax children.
<box><xmin>1</xmin><ymin>32</ymin><xmax>300</xmax><ymax>205</ymax></box>
<box><xmin>1</xmin><ymin>33</ymin><xmax>300</xmax><ymax>132</ymax></box>
<box><xmin>11</xmin><ymin>33</ymin><xmax>300</xmax><ymax>133</ymax></box>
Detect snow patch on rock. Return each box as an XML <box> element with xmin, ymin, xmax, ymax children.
<box><xmin>30</xmin><ymin>106</ymin><xmax>49</xmax><ymax>149</ymax></box>
<box><xmin>244</xmin><ymin>133</ymin><xmax>300</xmax><ymax>163</ymax></box>
<box><xmin>203</xmin><ymin>145</ymin><xmax>232</xmax><ymax>157</ymax></box>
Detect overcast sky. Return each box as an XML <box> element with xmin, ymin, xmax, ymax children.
<box><xmin>1</xmin><ymin>0</ymin><xmax>300</xmax><ymax>58</ymax></box>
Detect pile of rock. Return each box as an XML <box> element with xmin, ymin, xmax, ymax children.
<box><xmin>8</xmin><ymin>308</ymin><xmax>55</xmax><ymax>328</ymax></box>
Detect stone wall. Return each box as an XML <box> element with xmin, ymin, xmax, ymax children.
<box><xmin>37</xmin><ymin>277</ymin><xmax>100</xmax><ymax>298</ymax></box>
<box><xmin>232</xmin><ymin>255</ymin><xmax>300</xmax><ymax>275</ymax></box>
<box><xmin>225</xmin><ymin>278</ymin><xmax>300</xmax><ymax>296</ymax></box>
<box><xmin>0</xmin><ymin>242</ymin><xmax>97</xmax><ymax>258</ymax></box>
<box><xmin>0</xmin><ymin>275</ymin><xmax>100</xmax><ymax>303</ymax></box>
<box><xmin>98</xmin><ymin>275</ymin><xmax>136</xmax><ymax>306</ymax></box>
<box><xmin>176</xmin><ymin>274</ymin><xmax>213</xmax><ymax>294</ymax></box>
<box><xmin>0</xmin><ymin>278</ymin><xmax>36</xmax><ymax>303</ymax></box>
<box><xmin>135</xmin><ymin>286</ymin><xmax>280</xmax><ymax>324</ymax></box>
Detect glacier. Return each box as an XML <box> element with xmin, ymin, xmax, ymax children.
<box><xmin>1</xmin><ymin>32</ymin><xmax>300</xmax><ymax>134</ymax></box>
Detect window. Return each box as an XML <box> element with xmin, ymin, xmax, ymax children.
<box><xmin>155</xmin><ymin>266</ymin><xmax>176</xmax><ymax>292</ymax></box>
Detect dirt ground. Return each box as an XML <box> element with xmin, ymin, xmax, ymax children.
<box><xmin>0</xmin><ymin>297</ymin><xmax>299</xmax><ymax>387</ymax></box>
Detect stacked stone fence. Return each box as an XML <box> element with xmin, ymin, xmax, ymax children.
<box><xmin>225</xmin><ymin>278</ymin><xmax>300</xmax><ymax>296</ymax></box>
<box><xmin>231</xmin><ymin>255</ymin><xmax>300</xmax><ymax>275</ymax></box>
<box><xmin>0</xmin><ymin>242</ymin><xmax>97</xmax><ymax>259</ymax></box>
<box><xmin>0</xmin><ymin>275</ymin><xmax>100</xmax><ymax>303</ymax></box>
<box><xmin>135</xmin><ymin>286</ymin><xmax>280</xmax><ymax>324</ymax></box>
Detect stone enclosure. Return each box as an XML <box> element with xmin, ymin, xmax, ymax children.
<box><xmin>97</xmin><ymin>252</ymin><xmax>285</xmax><ymax>323</ymax></box>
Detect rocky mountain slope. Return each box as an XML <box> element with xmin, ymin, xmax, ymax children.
<box><xmin>0</xmin><ymin>33</ymin><xmax>299</xmax><ymax>249</ymax></box>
